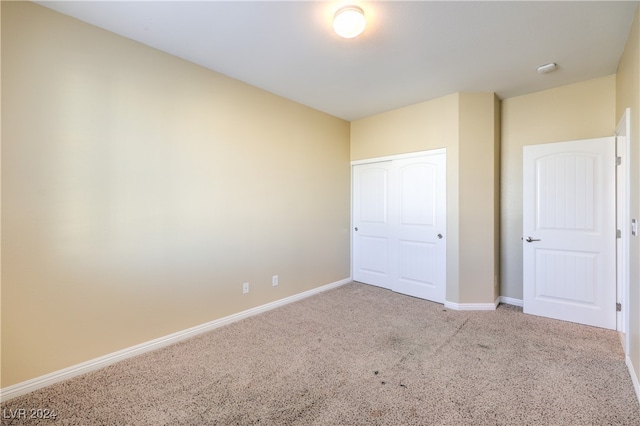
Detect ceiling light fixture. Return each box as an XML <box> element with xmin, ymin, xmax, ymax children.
<box><xmin>333</xmin><ymin>6</ymin><xmax>366</xmax><ymax>39</ymax></box>
<box><xmin>537</xmin><ymin>62</ymin><xmax>558</xmax><ymax>74</ymax></box>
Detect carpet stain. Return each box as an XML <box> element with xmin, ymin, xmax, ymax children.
<box><xmin>370</xmin><ymin>410</ymin><xmax>383</xmax><ymax>418</ymax></box>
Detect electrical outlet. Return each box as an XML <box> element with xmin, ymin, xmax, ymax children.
<box><xmin>272</xmin><ymin>275</ymin><xmax>279</xmax><ymax>286</ymax></box>
<box><xmin>243</xmin><ymin>282</ymin><xmax>249</xmax><ymax>294</ymax></box>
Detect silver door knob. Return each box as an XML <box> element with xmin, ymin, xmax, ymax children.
<box><xmin>354</xmin><ymin>227</ymin><xmax>358</xmax><ymax>232</ymax></box>
<box><xmin>525</xmin><ymin>236</ymin><xmax>541</xmax><ymax>242</ymax></box>
<box><xmin>437</xmin><ymin>234</ymin><xmax>443</xmax><ymax>239</ymax></box>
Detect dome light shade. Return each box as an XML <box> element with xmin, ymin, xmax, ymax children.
<box><xmin>333</xmin><ymin>6</ymin><xmax>366</xmax><ymax>38</ymax></box>
<box><xmin>537</xmin><ymin>62</ymin><xmax>558</xmax><ymax>74</ymax></box>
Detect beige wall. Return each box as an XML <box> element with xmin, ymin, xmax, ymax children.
<box><xmin>616</xmin><ymin>6</ymin><xmax>640</xmax><ymax>392</ymax></box>
<box><xmin>500</xmin><ymin>75</ymin><xmax>616</xmax><ymax>301</ymax></box>
<box><xmin>1</xmin><ymin>2</ymin><xmax>351</xmax><ymax>387</ymax></box>
<box><xmin>350</xmin><ymin>94</ymin><xmax>459</xmax><ymax>160</ymax></box>
<box><xmin>458</xmin><ymin>93</ymin><xmax>500</xmax><ymax>303</ymax></box>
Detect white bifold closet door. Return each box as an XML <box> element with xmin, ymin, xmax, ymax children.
<box><xmin>352</xmin><ymin>151</ymin><xmax>446</xmax><ymax>304</ymax></box>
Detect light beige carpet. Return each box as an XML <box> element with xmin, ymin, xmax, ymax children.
<box><xmin>2</xmin><ymin>282</ymin><xmax>640</xmax><ymax>425</ymax></box>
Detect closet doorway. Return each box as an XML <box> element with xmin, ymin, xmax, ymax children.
<box><xmin>352</xmin><ymin>150</ymin><xmax>446</xmax><ymax>303</ymax></box>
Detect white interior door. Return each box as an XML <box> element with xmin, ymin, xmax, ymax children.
<box><xmin>352</xmin><ymin>161</ymin><xmax>393</xmax><ymax>289</ymax></box>
<box><xmin>523</xmin><ymin>137</ymin><xmax>616</xmax><ymax>329</ymax></box>
<box><xmin>353</xmin><ymin>151</ymin><xmax>446</xmax><ymax>303</ymax></box>
<box><xmin>393</xmin><ymin>155</ymin><xmax>446</xmax><ymax>302</ymax></box>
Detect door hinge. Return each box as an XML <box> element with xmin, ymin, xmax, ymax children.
<box><xmin>616</xmin><ymin>156</ymin><xmax>622</xmax><ymax>166</ymax></box>
<box><xmin>616</xmin><ymin>302</ymin><xmax>622</xmax><ymax>312</ymax></box>
<box><xmin>617</xmin><ymin>229</ymin><xmax>622</xmax><ymax>239</ymax></box>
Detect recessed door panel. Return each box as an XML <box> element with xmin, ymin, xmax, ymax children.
<box><xmin>359</xmin><ymin>236</ymin><xmax>389</xmax><ymax>276</ymax></box>
<box><xmin>359</xmin><ymin>169</ymin><xmax>388</xmax><ymax>224</ymax></box>
<box><xmin>536</xmin><ymin>154</ymin><xmax>595</xmax><ymax>231</ymax></box>
<box><xmin>399</xmin><ymin>163</ymin><xmax>436</xmax><ymax>227</ymax></box>
<box><xmin>398</xmin><ymin>240</ymin><xmax>436</xmax><ymax>288</ymax></box>
<box><xmin>535</xmin><ymin>249</ymin><xmax>596</xmax><ymax>304</ymax></box>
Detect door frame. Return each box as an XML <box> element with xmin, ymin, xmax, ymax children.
<box><xmin>351</xmin><ymin>149</ymin><xmax>446</xmax><ymax>295</ymax></box>
<box><xmin>350</xmin><ymin>149</ymin><xmax>446</xmax><ymax>167</ymax></box>
<box><xmin>616</xmin><ymin>108</ymin><xmax>631</xmax><ymax>353</ymax></box>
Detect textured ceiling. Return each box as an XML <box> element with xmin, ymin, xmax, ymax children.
<box><xmin>37</xmin><ymin>1</ymin><xmax>638</xmax><ymax>121</ymax></box>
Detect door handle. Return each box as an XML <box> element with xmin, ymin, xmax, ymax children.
<box><xmin>437</xmin><ymin>234</ymin><xmax>443</xmax><ymax>239</ymax></box>
<box><xmin>525</xmin><ymin>236</ymin><xmax>541</xmax><ymax>243</ymax></box>
<box><xmin>354</xmin><ymin>227</ymin><xmax>358</xmax><ymax>232</ymax></box>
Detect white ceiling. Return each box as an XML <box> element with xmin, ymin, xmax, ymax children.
<box><xmin>37</xmin><ymin>1</ymin><xmax>638</xmax><ymax>121</ymax></box>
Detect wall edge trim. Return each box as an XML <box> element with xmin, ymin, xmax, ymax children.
<box><xmin>499</xmin><ymin>296</ymin><xmax>524</xmax><ymax>307</ymax></box>
<box><xmin>444</xmin><ymin>298</ymin><xmax>498</xmax><ymax>311</ymax></box>
<box><xmin>626</xmin><ymin>355</ymin><xmax>640</xmax><ymax>405</ymax></box>
<box><xmin>0</xmin><ymin>277</ymin><xmax>352</xmax><ymax>402</ymax></box>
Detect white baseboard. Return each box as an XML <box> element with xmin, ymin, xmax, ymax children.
<box><xmin>0</xmin><ymin>277</ymin><xmax>352</xmax><ymax>402</ymax></box>
<box><xmin>627</xmin><ymin>355</ymin><xmax>640</xmax><ymax>405</ymax></box>
<box><xmin>444</xmin><ymin>297</ymin><xmax>498</xmax><ymax>311</ymax></box>
<box><xmin>499</xmin><ymin>296</ymin><xmax>524</xmax><ymax>307</ymax></box>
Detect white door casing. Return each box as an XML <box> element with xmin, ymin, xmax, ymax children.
<box><xmin>352</xmin><ymin>150</ymin><xmax>446</xmax><ymax>303</ymax></box>
<box><xmin>523</xmin><ymin>137</ymin><xmax>616</xmax><ymax>330</ymax></box>
<box><xmin>616</xmin><ymin>108</ymin><xmax>631</xmax><ymax>351</ymax></box>
<box><xmin>616</xmin><ymin>134</ymin><xmax>627</xmax><ymax>334</ymax></box>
